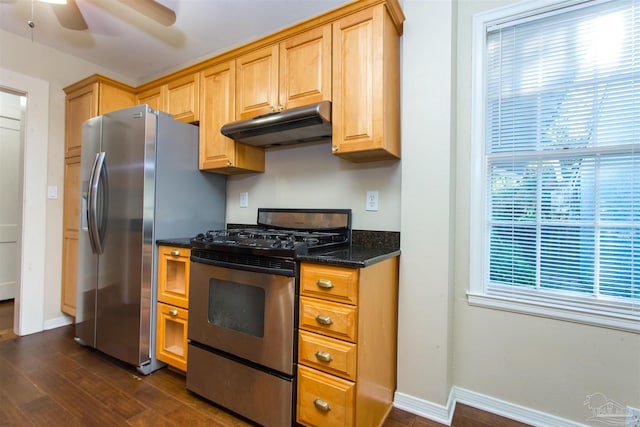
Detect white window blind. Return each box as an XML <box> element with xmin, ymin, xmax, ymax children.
<box><xmin>472</xmin><ymin>0</ymin><xmax>640</xmax><ymax>331</ymax></box>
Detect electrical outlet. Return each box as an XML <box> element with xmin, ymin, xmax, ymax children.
<box><xmin>366</xmin><ymin>191</ymin><xmax>379</xmax><ymax>211</ymax></box>
<box><xmin>239</xmin><ymin>192</ymin><xmax>248</xmax><ymax>208</ymax></box>
<box><xmin>628</xmin><ymin>406</ymin><xmax>640</xmax><ymax>427</ymax></box>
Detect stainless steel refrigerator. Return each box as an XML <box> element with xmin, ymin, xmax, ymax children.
<box><xmin>74</xmin><ymin>104</ymin><xmax>225</xmax><ymax>375</ymax></box>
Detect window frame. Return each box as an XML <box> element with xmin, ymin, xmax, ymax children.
<box><xmin>468</xmin><ymin>0</ymin><xmax>639</xmax><ymax>333</ymax></box>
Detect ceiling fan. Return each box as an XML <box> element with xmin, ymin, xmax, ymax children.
<box><xmin>38</xmin><ymin>0</ymin><xmax>176</xmax><ymax>31</ymax></box>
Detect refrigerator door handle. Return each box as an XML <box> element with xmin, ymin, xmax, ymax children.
<box><xmin>88</xmin><ymin>152</ymin><xmax>107</xmax><ymax>254</ymax></box>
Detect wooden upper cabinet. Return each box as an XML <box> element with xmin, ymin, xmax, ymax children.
<box><xmin>137</xmin><ymin>73</ymin><xmax>199</xmax><ymax>123</ymax></box>
<box><xmin>236</xmin><ymin>44</ymin><xmax>280</xmax><ymax>120</ymax></box>
<box><xmin>61</xmin><ymin>74</ymin><xmax>135</xmax><ymax>316</ymax></box>
<box><xmin>236</xmin><ymin>24</ymin><xmax>332</xmax><ymax>120</ymax></box>
<box><xmin>200</xmin><ymin>61</ymin><xmax>265</xmax><ymax>174</ymax></box>
<box><xmin>167</xmin><ymin>73</ymin><xmax>199</xmax><ymax>123</ymax></box>
<box><xmin>65</xmin><ymin>84</ymin><xmax>98</xmax><ymax>158</ymax></box>
<box><xmin>331</xmin><ymin>4</ymin><xmax>402</xmax><ymax>162</ymax></box>
<box><xmin>280</xmin><ymin>25</ymin><xmax>332</xmax><ymax>110</ymax></box>
<box><xmin>137</xmin><ymin>84</ymin><xmax>165</xmax><ymax>113</ymax></box>
<box><xmin>65</xmin><ymin>75</ymin><xmax>136</xmax><ymax>158</ymax></box>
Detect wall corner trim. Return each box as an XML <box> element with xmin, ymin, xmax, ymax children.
<box><xmin>44</xmin><ymin>315</ymin><xmax>73</xmax><ymax>331</ymax></box>
<box><xmin>393</xmin><ymin>387</ymin><xmax>588</xmax><ymax>427</ymax></box>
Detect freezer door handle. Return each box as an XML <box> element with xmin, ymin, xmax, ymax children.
<box><xmin>88</xmin><ymin>152</ymin><xmax>107</xmax><ymax>254</ymax></box>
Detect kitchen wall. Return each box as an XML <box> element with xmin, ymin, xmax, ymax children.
<box><xmin>0</xmin><ymin>29</ymin><xmax>134</xmax><ymax>325</ymax></box>
<box><xmin>1</xmin><ymin>1</ymin><xmax>639</xmax><ymax>425</ymax></box>
<box><xmin>225</xmin><ymin>142</ymin><xmax>401</xmax><ymax>230</ymax></box>
<box><xmin>451</xmin><ymin>0</ymin><xmax>640</xmax><ymax>423</ymax></box>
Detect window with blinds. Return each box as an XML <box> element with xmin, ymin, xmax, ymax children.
<box><xmin>470</xmin><ymin>0</ymin><xmax>639</xmax><ymax>332</ymax></box>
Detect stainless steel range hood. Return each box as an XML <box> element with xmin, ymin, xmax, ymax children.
<box><xmin>220</xmin><ymin>101</ymin><xmax>331</xmax><ymax>147</ymax></box>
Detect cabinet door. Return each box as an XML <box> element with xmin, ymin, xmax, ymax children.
<box><xmin>61</xmin><ymin>232</ymin><xmax>78</xmax><ymax>316</ymax></box>
<box><xmin>298</xmin><ymin>330</ymin><xmax>357</xmax><ymax>381</ymax></box>
<box><xmin>98</xmin><ymin>83</ymin><xmax>136</xmax><ymax>115</ymax></box>
<box><xmin>200</xmin><ymin>62</ymin><xmax>265</xmax><ymax>173</ymax></box>
<box><xmin>300</xmin><ymin>263</ymin><xmax>358</xmax><ymax>304</ymax></box>
<box><xmin>297</xmin><ymin>365</ymin><xmax>355</xmax><ymax>427</ymax></box>
<box><xmin>137</xmin><ymin>85</ymin><xmax>166</xmax><ymax>112</ymax></box>
<box><xmin>299</xmin><ymin>296</ymin><xmax>358</xmax><ymax>343</ymax></box>
<box><xmin>167</xmin><ymin>73</ymin><xmax>199</xmax><ymax>123</ymax></box>
<box><xmin>156</xmin><ymin>302</ymin><xmax>189</xmax><ymax>371</ymax></box>
<box><xmin>60</xmin><ymin>157</ymin><xmax>81</xmax><ymax>316</ymax></box>
<box><xmin>157</xmin><ymin>246</ymin><xmax>190</xmax><ymax>309</ymax></box>
<box><xmin>62</xmin><ymin>157</ymin><xmax>81</xmax><ymax>234</ymax></box>
<box><xmin>200</xmin><ymin>62</ymin><xmax>236</xmax><ymax>169</ymax></box>
<box><xmin>279</xmin><ymin>24</ymin><xmax>332</xmax><ymax>110</ymax></box>
<box><xmin>65</xmin><ymin>84</ymin><xmax>98</xmax><ymax>158</ymax></box>
<box><xmin>236</xmin><ymin>44</ymin><xmax>279</xmax><ymax>119</ymax></box>
<box><xmin>331</xmin><ymin>5</ymin><xmax>400</xmax><ymax>161</ymax></box>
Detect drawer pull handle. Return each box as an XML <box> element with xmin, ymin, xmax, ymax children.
<box><xmin>315</xmin><ymin>351</ymin><xmax>333</xmax><ymax>362</ymax></box>
<box><xmin>168</xmin><ymin>309</ymin><xmax>178</xmax><ymax>316</ymax></box>
<box><xmin>170</xmin><ymin>250</ymin><xmax>180</xmax><ymax>256</ymax></box>
<box><xmin>313</xmin><ymin>399</ymin><xmax>331</xmax><ymax>413</ymax></box>
<box><xmin>316</xmin><ymin>279</ymin><xmax>334</xmax><ymax>289</ymax></box>
<box><xmin>315</xmin><ymin>314</ymin><xmax>333</xmax><ymax>326</ymax></box>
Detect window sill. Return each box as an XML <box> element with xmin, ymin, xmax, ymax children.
<box><xmin>467</xmin><ymin>292</ymin><xmax>639</xmax><ymax>334</ymax></box>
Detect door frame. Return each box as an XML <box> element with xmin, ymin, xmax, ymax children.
<box><xmin>0</xmin><ymin>68</ymin><xmax>49</xmax><ymax>336</ymax></box>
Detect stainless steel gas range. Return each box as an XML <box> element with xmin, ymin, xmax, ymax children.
<box><xmin>186</xmin><ymin>208</ymin><xmax>351</xmax><ymax>426</ymax></box>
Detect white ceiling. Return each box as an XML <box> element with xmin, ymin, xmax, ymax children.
<box><xmin>0</xmin><ymin>0</ymin><xmax>350</xmax><ymax>84</ymax></box>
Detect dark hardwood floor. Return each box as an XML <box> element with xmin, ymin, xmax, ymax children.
<box><xmin>0</xmin><ymin>324</ymin><xmax>529</xmax><ymax>426</ymax></box>
<box><xmin>0</xmin><ymin>299</ymin><xmax>17</xmax><ymax>341</ymax></box>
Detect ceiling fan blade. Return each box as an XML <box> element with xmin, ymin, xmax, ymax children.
<box><xmin>51</xmin><ymin>0</ymin><xmax>88</xmax><ymax>30</ymax></box>
<box><xmin>119</xmin><ymin>0</ymin><xmax>176</xmax><ymax>26</ymax></box>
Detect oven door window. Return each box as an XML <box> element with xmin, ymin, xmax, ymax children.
<box><xmin>208</xmin><ymin>279</ymin><xmax>265</xmax><ymax>338</ymax></box>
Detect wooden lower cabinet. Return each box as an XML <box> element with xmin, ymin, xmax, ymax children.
<box><xmin>155</xmin><ymin>245</ymin><xmax>190</xmax><ymax>371</ymax></box>
<box><xmin>60</xmin><ymin>231</ymin><xmax>78</xmax><ymax>316</ymax></box>
<box><xmin>297</xmin><ymin>365</ymin><xmax>355</xmax><ymax>427</ymax></box>
<box><xmin>296</xmin><ymin>257</ymin><xmax>399</xmax><ymax>427</ymax></box>
<box><xmin>156</xmin><ymin>302</ymin><xmax>188</xmax><ymax>371</ymax></box>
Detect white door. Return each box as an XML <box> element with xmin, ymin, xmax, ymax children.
<box><xmin>0</xmin><ymin>90</ymin><xmax>22</xmax><ymax>301</ymax></box>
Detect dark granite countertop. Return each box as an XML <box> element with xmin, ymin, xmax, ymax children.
<box><xmin>156</xmin><ymin>238</ymin><xmax>191</xmax><ymax>248</ymax></box>
<box><xmin>298</xmin><ymin>244</ymin><xmax>400</xmax><ymax>268</ymax></box>
<box><xmin>157</xmin><ymin>230</ymin><xmax>400</xmax><ymax>268</ymax></box>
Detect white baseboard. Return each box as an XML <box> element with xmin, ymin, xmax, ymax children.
<box><xmin>0</xmin><ymin>281</ymin><xmax>16</xmax><ymax>301</ymax></box>
<box><xmin>43</xmin><ymin>315</ymin><xmax>73</xmax><ymax>331</ymax></box>
<box><xmin>393</xmin><ymin>391</ymin><xmax>454</xmax><ymax>425</ymax></box>
<box><xmin>394</xmin><ymin>386</ymin><xmax>588</xmax><ymax>427</ymax></box>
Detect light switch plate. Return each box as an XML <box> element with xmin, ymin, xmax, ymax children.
<box><xmin>47</xmin><ymin>186</ymin><xmax>58</xmax><ymax>199</ymax></box>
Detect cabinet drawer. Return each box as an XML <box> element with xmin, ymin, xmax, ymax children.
<box><xmin>157</xmin><ymin>245</ymin><xmax>190</xmax><ymax>309</ymax></box>
<box><xmin>298</xmin><ymin>330</ymin><xmax>356</xmax><ymax>381</ymax></box>
<box><xmin>297</xmin><ymin>365</ymin><xmax>355</xmax><ymax>427</ymax></box>
<box><xmin>301</xmin><ymin>263</ymin><xmax>358</xmax><ymax>304</ymax></box>
<box><xmin>299</xmin><ymin>296</ymin><xmax>357</xmax><ymax>342</ymax></box>
<box><xmin>156</xmin><ymin>302</ymin><xmax>188</xmax><ymax>371</ymax></box>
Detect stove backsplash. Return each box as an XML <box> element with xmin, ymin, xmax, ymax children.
<box><xmin>351</xmin><ymin>230</ymin><xmax>400</xmax><ymax>249</ymax></box>
<box><xmin>225</xmin><ymin>224</ymin><xmax>399</xmax><ymax>250</ymax></box>
<box><xmin>225</xmin><ymin>142</ymin><xmax>401</xmax><ymax>231</ymax></box>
